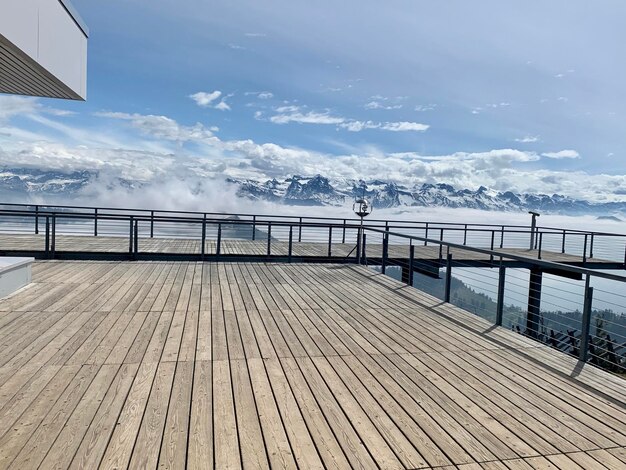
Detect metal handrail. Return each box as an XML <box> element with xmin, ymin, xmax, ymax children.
<box><xmin>3</xmin><ymin>201</ymin><xmax>623</xmax><ymax>236</ymax></box>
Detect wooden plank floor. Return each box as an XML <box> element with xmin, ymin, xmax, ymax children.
<box><xmin>0</xmin><ymin>233</ymin><xmax>608</xmax><ymax>266</ymax></box>
<box><xmin>0</xmin><ymin>261</ymin><xmax>625</xmax><ymax>469</ymax></box>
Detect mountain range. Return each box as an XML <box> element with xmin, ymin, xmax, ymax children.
<box><xmin>231</xmin><ymin>174</ymin><xmax>626</xmax><ymax>216</ymax></box>
<box><xmin>1</xmin><ymin>167</ymin><xmax>625</xmax><ymax>216</ymax></box>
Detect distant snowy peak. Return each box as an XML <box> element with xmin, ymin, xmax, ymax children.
<box><xmin>1</xmin><ymin>167</ymin><xmax>625</xmax><ymax>215</ymax></box>
<box><xmin>229</xmin><ymin>174</ymin><xmax>626</xmax><ymax>215</ymax></box>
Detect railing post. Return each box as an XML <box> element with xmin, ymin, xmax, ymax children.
<box><xmin>288</xmin><ymin>225</ymin><xmax>293</xmax><ymax>262</ymax></box>
<box><xmin>356</xmin><ymin>228</ymin><xmax>361</xmax><ymax>264</ymax></box>
<box><xmin>538</xmin><ymin>232</ymin><xmax>543</xmax><ymax>259</ymax></box>
<box><xmin>382</xmin><ymin>228</ymin><xmax>389</xmax><ymax>275</ymax></box>
<box><xmin>45</xmin><ymin>216</ymin><xmax>50</xmax><ymax>258</ymax></box>
<box><xmin>252</xmin><ymin>215</ymin><xmax>256</xmax><ymax>241</ymax></box>
<box><xmin>424</xmin><ymin>223</ymin><xmax>429</xmax><ymax>246</ymax></box>
<box><xmin>583</xmin><ymin>234</ymin><xmax>588</xmax><ymax>264</ymax></box>
<box><xmin>490</xmin><ymin>230</ymin><xmax>495</xmax><ymax>250</ymax></box>
<box><xmin>579</xmin><ymin>276</ymin><xmax>593</xmax><ymax>362</ymax></box>
<box><xmin>463</xmin><ymin>224</ymin><xmax>468</xmax><ymax>246</ymax></box>
<box><xmin>94</xmin><ymin>208</ymin><xmax>98</xmax><ymax>237</ymax></box>
<box><xmin>444</xmin><ymin>253</ymin><xmax>452</xmax><ymax>303</ymax></box>
<box><xmin>129</xmin><ymin>216</ymin><xmax>134</xmax><ymax>255</ymax></box>
<box><xmin>298</xmin><ymin>217</ymin><xmax>302</xmax><ymax>243</ymax></box>
<box><xmin>35</xmin><ymin>205</ymin><xmax>39</xmax><ymax>234</ymax></box>
<box><xmin>438</xmin><ymin>229</ymin><xmax>444</xmax><ymax>264</ymax></box>
<box><xmin>562</xmin><ymin>230</ymin><xmax>566</xmax><ymax>254</ymax></box>
<box><xmin>408</xmin><ymin>244</ymin><xmax>415</xmax><ymax>286</ymax></box>
<box><xmin>361</xmin><ymin>233</ymin><xmax>367</xmax><ymax>264</ymax></box>
<box><xmin>51</xmin><ymin>214</ymin><xmax>56</xmax><ymax>259</ymax></box>
<box><xmin>342</xmin><ymin>219</ymin><xmax>346</xmax><ymax>244</ymax></box>
<box><xmin>526</xmin><ymin>268</ymin><xmax>542</xmax><ymax>339</ymax></box>
<box><xmin>134</xmin><ymin>219</ymin><xmax>139</xmax><ymax>259</ymax></box>
<box><xmin>328</xmin><ymin>226</ymin><xmax>333</xmax><ymax>257</ymax></box>
<box><xmin>500</xmin><ymin>226</ymin><xmax>504</xmax><ymax>249</ymax></box>
<box><xmin>217</xmin><ymin>223</ymin><xmax>222</xmax><ymax>257</ymax></box>
<box><xmin>496</xmin><ymin>264</ymin><xmax>506</xmax><ymax>326</ymax></box>
<box><xmin>150</xmin><ymin>211</ymin><xmax>155</xmax><ymax>238</ymax></box>
<box><xmin>201</xmin><ymin>218</ymin><xmax>206</xmax><ymax>260</ymax></box>
<box><xmin>589</xmin><ymin>233</ymin><xmax>594</xmax><ymax>259</ymax></box>
<box><xmin>267</xmin><ymin>222</ymin><xmax>272</xmax><ymax>256</ymax></box>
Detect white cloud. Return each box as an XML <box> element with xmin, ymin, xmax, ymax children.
<box><xmin>244</xmin><ymin>91</ymin><xmax>273</xmax><ymax>99</ymax></box>
<box><xmin>228</xmin><ymin>43</ymin><xmax>246</xmax><ymax>50</ymax></box>
<box><xmin>95</xmin><ymin>111</ymin><xmax>216</xmax><ymax>142</ymax></box>
<box><xmin>270</xmin><ymin>110</ymin><xmax>344</xmax><ymax>125</ymax></box>
<box><xmin>215</xmin><ymin>100</ymin><xmax>231</xmax><ymax>111</ymax></box>
<box><xmin>189</xmin><ymin>91</ymin><xmax>222</xmax><ymax>107</ymax></box>
<box><xmin>515</xmin><ymin>135</ymin><xmax>540</xmax><ymax>143</ymax></box>
<box><xmin>245</xmin><ymin>32</ymin><xmax>266</xmax><ymax>37</ymax></box>
<box><xmin>0</xmin><ymin>95</ymin><xmax>76</xmax><ymax>122</ymax></box>
<box><xmin>266</xmin><ymin>106</ymin><xmax>428</xmax><ymax>132</ymax></box>
<box><xmin>542</xmin><ymin>150</ymin><xmax>580</xmax><ymax>159</ymax></box>
<box><xmin>415</xmin><ymin>104</ymin><xmax>437</xmax><ymax>112</ymax></box>
<box><xmin>364</xmin><ymin>101</ymin><xmax>402</xmax><ymax>110</ymax></box>
<box><xmin>3</xmin><ymin>107</ymin><xmax>622</xmax><ymax>205</ymax></box>
<box><xmin>338</xmin><ymin>121</ymin><xmax>379</xmax><ymax>132</ymax></box>
<box><xmin>380</xmin><ymin>121</ymin><xmax>429</xmax><ymax>132</ymax></box>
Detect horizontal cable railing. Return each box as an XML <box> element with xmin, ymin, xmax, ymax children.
<box><xmin>1</xmin><ymin>206</ymin><xmax>625</xmax><ymax>374</ymax></box>
<box><xmin>361</xmin><ymin>225</ymin><xmax>626</xmax><ymax>376</ymax></box>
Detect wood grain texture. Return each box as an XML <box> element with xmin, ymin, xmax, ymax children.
<box><xmin>0</xmin><ymin>260</ymin><xmax>623</xmax><ymax>469</ymax></box>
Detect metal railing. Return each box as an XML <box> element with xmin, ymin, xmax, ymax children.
<box><xmin>1</xmin><ymin>206</ymin><xmax>625</xmax><ymax>374</ymax></box>
<box><xmin>2</xmin><ymin>202</ymin><xmax>626</xmax><ymax>264</ymax></box>
<box><xmin>361</xmin><ymin>225</ymin><xmax>626</xmax><ymax>375</ymax></box>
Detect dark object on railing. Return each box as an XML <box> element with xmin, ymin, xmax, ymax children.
<box><xmin>201</xmin><ymin>219</ymin><xmax>206</xmax><ymax>260</ymax></box>
<box><xmin>217</xmin><ymin>223</ymin><xmax>222</xmax><ymax>257</ymax></box>
<box><xmin>438</xmin><ymin>229</ymin><xmax>444</xmax><ymax>263</ymax></box>
<box><xmin>496</xmin><ymin>265</ymin><xmax>506</xmax><ymax>326</ymax></box>
<box><xmin>342</xmin><ymin>219</ymin><xmax>346</xmax><ymax>244</ymax></box>
<box><xmin>328</xmin><ymin>226</ymin><xmax>333</xmax><ymax>257</ymax></box>
<box><xmin>583</xmin><ymin>234</ymin><xmax>588</xmax><ymax>264</ymax></box>
<box><xmin>361</xmin><ymin>233</ymin><xmax>367</xmax><ymax>265</ymax></box>
<box><xmin>424</xmin><ymin>223</ymin><xmax>429</xmax><ymax>246</ymax></box>
<box><xmin>151</xmin><ymin>210</ymin><xmax>155</xmax><ymax>238</ymax></box>
<box><xmin>45</xmin><ymin>216</ymin><xmax>50</xmax><ymax>258</ymax></box>
<box><xmin>252</xmin><ymin>215</ymin><xmax>256</xmax><ymax>241</ymax></box>
<box><xmin>35</xmin><ymin>205</ymin><xmax>39</xmax><ymax>235</ymax></box>
<box><xmin>500</xmin><ymin>226</ymin><xmax>504</xmax><ymax>249</ymax></box>
<box><xmin>267</xmin><ymin>222</ymin><xmax>272</xmax><ymax>256</ymax></box>
<box><xmin>288</xmin><ymin>226</ymin><xmax>293</xmax><ymax>262</ymax></box>
<box><xmin>579</xmin><ymin>277</ymin><xmax>593</xmax><ymax>361</ymax></box>
<box><xmin>562</xmin><ymin>230</ymin><xmax>566</xmax><ymax>254</ymax></box>
<box><xmin>94</xmin><ymin>208</ymin><xmax>98</xmax><ymax>236</ymax></box>
<box><xmin>526</xmin><ymin>268</ymin><xmax>542</xmax><ymax>339</ymax></box>
<box><xmin>538</xmin><ymin>232</ymin><xmax>543</xmax><ymax>259</ymax></box>
<box><xmin>444</xmin><ymin>253</ymin><xmax>452</xmax><ymax>303</ymax></box>
<box><xmin>529</xmin><ymin>211</ymin><xmax>540</xmax><ymax>249</ymax></box>
<box><xmin>133</xmin><ymin>219</ymin><xmax>138</xmax><ymax>259</ymax></box>
<box><xmin>408</xmin><ymin>244</ymin><xmax>415</xmax><ymax>286</ymax></box>
<box><xmin>128</xmin><ymin>217</ymin><xmax>134</xmax><ymax>255</ymax></box>
<box><xmin>51</xmin><ymin>214</ymin><xmax>56</xmax><ymax>258</ymax></box>
<box><xmin>381</xmin><ymin>228</ymin><xmax>389</xmax><ymax>275</ymax></box>
<box><xmin>298</xmin><ymin>217</ymin><xmax>302</xmax><ymax>243</ymax></box>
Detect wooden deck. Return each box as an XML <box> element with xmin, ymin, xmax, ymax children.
<box><xmin>0</xmin><ymin>261</ymin><xmax>625</xmax><ymax>469</ymax></box>
<box><xmin>0</xmin><ymin>233</ymin><xmax>613</xmax><ymax>267</ymax></box>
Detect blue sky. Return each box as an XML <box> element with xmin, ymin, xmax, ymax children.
<box><xmin>1</xmin><ymin>0</ymin><xmax>626</xmax><ymax>203</ymax></box>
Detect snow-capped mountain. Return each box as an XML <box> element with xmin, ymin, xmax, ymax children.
<box><xmin>1</xmin><ymin>167</ymin><xmax>625</xmax><ymax>216</ymax></box>
<box><xmin>229</xmin><ymin>175</ymin><xmax>626</xmax><ymax>215</ymax></box>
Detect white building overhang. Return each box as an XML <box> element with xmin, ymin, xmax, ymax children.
<box><xmin>0</xmin><ymin>0</ymin><xmax>88</xmax><ymax>100</ymax></box>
